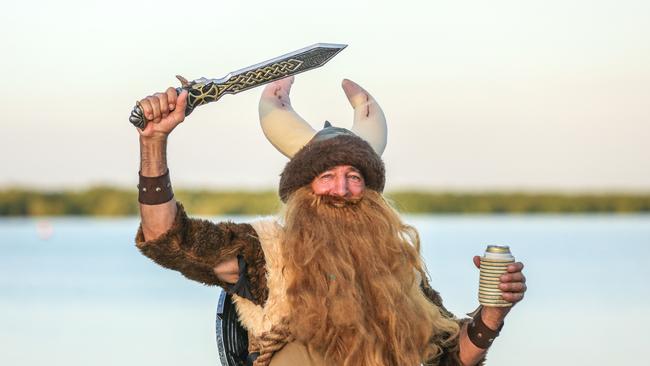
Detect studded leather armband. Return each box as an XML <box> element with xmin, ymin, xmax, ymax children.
<box><xmin>138</xmin><ymin>170</ymin><xmax>174</xmax><ymax>205</ymax></box>
<box><xmin>467</xmin><ymin>306</ymin><xmax>504</xmax><ymax>349</ymax></box>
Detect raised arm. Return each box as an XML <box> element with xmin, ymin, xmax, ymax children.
<box><xmin>132</xmin><ymin>87</ymin><xmax>269</xmax><ymax>305</ymax></box>
<box><xmin>136</xmin><ymin>87</ymin><xmax>188</xmax><ymax>240</ymax></box>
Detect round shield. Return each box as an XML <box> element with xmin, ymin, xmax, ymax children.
<box><xmin>216</xmin><ymin>290</ymin><xmax>250</xmax><ymax>366</ymax></box>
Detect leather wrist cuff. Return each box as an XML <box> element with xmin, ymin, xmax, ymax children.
<box><xmin>467</xmin><ymin>307</ymin><xmax>504</xmax><ymax>349</ymax></box>
<box><xmin>138</xmin><ymin>170</ymin><xmax>174</xmax><ymax>205</ymax></box>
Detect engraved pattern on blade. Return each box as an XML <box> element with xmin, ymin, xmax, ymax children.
<box><xmin>224</xmin><ymin>59</ymin><xmax>303</xmax><ymax>93</ymax></box>
<box><xmin>183</xmin><ymin>59</ymin><xmax>304</xmax><ymax>114</ymax></box>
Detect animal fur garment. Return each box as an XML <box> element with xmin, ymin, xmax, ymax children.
<box><xmin>135</xmin><ymin>201</ymin><xmax>484</xmax><ymax>365</ymax></box>
<box><xmin>135</xmin><ymin>202</ymin><xmax>269</xmax><ymax>305</ymax></box>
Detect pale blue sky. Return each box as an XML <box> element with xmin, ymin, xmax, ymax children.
<box><xmin>1</xmin><ymin>0</ymin><xmax>648</xmax><ymax>191</ymax></box>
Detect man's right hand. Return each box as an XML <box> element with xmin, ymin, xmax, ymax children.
<box><xmin>137</xmin><ymin>88</ymin><xmax>186</xmax><ymax>240</ymax></box>
<box><xmin>137</xmin><ymin>88</ymin><xmax>189</xmax><ymax>139</ymax></box>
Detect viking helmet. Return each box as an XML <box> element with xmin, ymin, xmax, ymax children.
<box><xmin>259</xmin><ymin>77</ymin><xmax>388</xmax><ymax>202</ymax></box>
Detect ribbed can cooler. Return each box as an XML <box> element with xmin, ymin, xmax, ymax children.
<box><xmin>478</xmin><ymin>245</ymin><xmax>515</xmax><ymax>307</ymax></box>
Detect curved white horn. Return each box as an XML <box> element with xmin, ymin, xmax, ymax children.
<box><xmin>343</xmin><ymin>79</ymin><xmax>387</xmax><ymax>155</ymax></box>
<box><xmin>259</xmin><ymin>76</ymin><xmax>316</xmax><ymax>158</ymax></box>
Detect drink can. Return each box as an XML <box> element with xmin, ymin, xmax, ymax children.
<box><xmin>478</xmin><ymin>245</ymin><xmax>515</xmax><ymax>307</ymax></box>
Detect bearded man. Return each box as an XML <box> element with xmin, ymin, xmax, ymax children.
<box><xmin>133</xmin><ymin>77</ymin><xmax>527</xmax><ymax>366</ymax></box>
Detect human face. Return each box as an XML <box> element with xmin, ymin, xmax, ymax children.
<box><xmin>310</xmin><ymin>165</ymin><xmax>366</xmax><ymax>201</ymax></box>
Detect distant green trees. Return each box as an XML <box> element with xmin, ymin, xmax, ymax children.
<box><xmin>386</xmin><ymin>192</ymin><xmax>650</xmax><ymax>214</ymax></box>
<box><xmin>0</xmin><ymin>187</ymin><xmax>139</xmax><ymax>216</ymax></box>
<box><xmin>0</xmin><ymin>187</ymin><xmax>648</xmax><ymax>216</ymax></box>
<box><xmin>175</xmin><ymin>189</ymin><xmax>281</xmax><ymax>216</ymax></box>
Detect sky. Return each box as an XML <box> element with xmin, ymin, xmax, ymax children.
<box><xmin>1</xmin><ymin>0</ymin><xmax>648</xmax><ymax>192</ymax></box>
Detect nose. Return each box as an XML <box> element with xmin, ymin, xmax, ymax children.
<box><xmin>330</xmin><ymin>175</ymin><xmax>349</xmax><ymax>198</ymax></box>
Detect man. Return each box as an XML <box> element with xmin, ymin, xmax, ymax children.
<box><xmin>134</xmin><ymin>77</ymin><xmax>527</xmax><ymax>366</ymax></box>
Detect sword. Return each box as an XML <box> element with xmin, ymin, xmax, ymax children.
<box><xmin>129</xmin><ymin>43</ymin><xmax>347</xmax><ymax>129</ymax></box>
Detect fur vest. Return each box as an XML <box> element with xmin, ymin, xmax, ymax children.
<box><xmin>231</xmin><ymin>218</ymin><xmax>290</xmax><ymax>337</ymax></box>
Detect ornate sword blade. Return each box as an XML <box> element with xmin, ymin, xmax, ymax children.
<box><xmin>182</xmin><ymin>43</ymin><xmax>347</xmax><ymax>115</ymax></box>
<box><xmin>129</xmin><ymin>43</ymin><xmax>347</xmax><ymax>129</ymax></box>
<box><xmin>220</xmin><ymin>42</ymin><xmax>347</xmax><ymax>94</ymax></box>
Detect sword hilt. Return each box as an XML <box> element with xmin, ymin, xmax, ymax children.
<box><xmin>129</xmin><ymin>83</ymin><xmax>211</xmax><ymax>129</ymax></box>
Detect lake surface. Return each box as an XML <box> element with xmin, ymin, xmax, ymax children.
<box><xmin>1</xmin><ymin>214</ymin><xmax>648</xmax><ymax>366</ymax></box>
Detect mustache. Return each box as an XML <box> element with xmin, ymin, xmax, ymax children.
<box><xmin>314</xmin><ymin>194</ymin><xmax>362</xmax><ymax>208</ymax></box>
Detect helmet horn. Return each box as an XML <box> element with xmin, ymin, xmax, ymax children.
<box><xmin>343</xmin><ymin>79</ymin><xmax>387</xmax><ymax>155</ymax></box>
<box><xmin>259</xmin><ymin>76</ymin><xmax>316</xmax><ymax>158</ymax></box>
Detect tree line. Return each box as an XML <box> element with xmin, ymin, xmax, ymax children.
<box><xmin>0</xmin><ymin>187</ymin><xmax>649</xmax><ymax>216</ymax></box>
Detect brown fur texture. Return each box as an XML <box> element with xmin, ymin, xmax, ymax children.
<box><xmin>280</xmin><ymin>187</ymin><xmax>460</xmax><ymax>366</ymax></box>
<box><xmin>135</xmin><ymin>202</ymin><xmax>269</xmax><ymax>305</ymax></box>
<box><xmin>279</xmin><ymin>132</ymin><xmax>385</xmax><ymax>202</ymax></box>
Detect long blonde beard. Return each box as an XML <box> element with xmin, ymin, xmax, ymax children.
<box><xmin>281</xmin><ymin>187</ymin><xmax>459</xmax><ymax>366</ymax></box>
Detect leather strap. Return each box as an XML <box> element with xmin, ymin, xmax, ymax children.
<box><xmin>467</xmin><ymin>306</ymin><xmax>504</xmax><ymax>349</ymax></box>
<box><xmin>138</xmin><ymin>170</ymin><xmax>174</xmax><ymax>205</ymax></box>
<box><xmin>229</xmin><ymin>255</ymin><xmax>255</xmax><ymax>301</ymax></box>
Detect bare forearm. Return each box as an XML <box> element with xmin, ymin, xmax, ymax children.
<box><xmin>458</xmin><ymin>322</ymin><xmax>487</xmax><ymax>366</ymax></box>
<box><xmin>458</xmin><ymin>307</ymin><xmax>507</xmax><ymax>365</ymax></box>
<box><xmin>140</xmin><ymin>136</ymin><xmax>168</xmax><ymax>176</ymax></box>
<box><xmin>139</xmin><ymin>136</ymin><xmax>177</xmax><ymax>240</ymax></box>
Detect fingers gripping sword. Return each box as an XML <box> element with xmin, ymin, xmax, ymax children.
<box><xmin>129</xmin><ymin>43</ymin><xmax>347</xmax><ymax>129</ymax></box>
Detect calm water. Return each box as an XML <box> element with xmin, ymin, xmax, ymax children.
<box><xmin>1</xmin><ymin>214</ymin><xmax>648</xmax><ymax>365</ymax></box>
